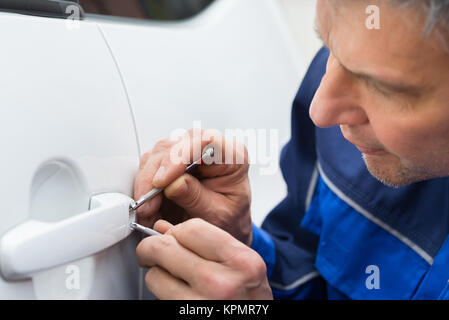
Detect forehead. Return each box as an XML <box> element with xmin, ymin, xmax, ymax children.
<box><xmin>315</xmin><ymin>0</ymin><xmax>449</xmax><ymax>85</ymax></box>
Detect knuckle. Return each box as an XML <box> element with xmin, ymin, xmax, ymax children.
<box><xmin>198</xmin><ymin>269</ymin><xmax>238</xmax><ymax>299</ymax></box>
<box><xmin>152</xmin><ymin>139</ymin><xmax>172</xmax><ymax>153</ymax></box>
<box><xmin>246</xmin><ymin>258</ymin><xmax>267</xmax><ymax>281</ymax></box>
<box><xmin>134</xmin><ymin>168</ymin><xmax>157</xmax><ymax>192</ymax></box>
<box><xmin>154</xmin><ymin>234</ymin><xmax>177</xmax><ymax>251</ymax></box>
<box><xmin>214</xmin><ymin>278</ymin><xmax>240</xmax><ymax>300</ymax></box>
<box><xmin>139</xmin><ymin>152</ymin><xmax>152</xmax><ymax>169</ymax></box>
<box><xmin>136</xmin><ymin>235</ymin><xmax>176</xmax><ymax>259</ymax></box>
<box><xmin>234</xmin><ymin>250</ymin><xmax>267</xmax><ymax>282</ymax></box>
<box><xmin>145</xmin><ymin>268</ymin><xmax>158</xmax><ymax>291</ymax></box>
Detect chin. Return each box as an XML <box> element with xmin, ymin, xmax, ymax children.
<box><xmin>361</xmin><ymin>153</ymin><xmax>435</xmax><ymax>188</ymax></box>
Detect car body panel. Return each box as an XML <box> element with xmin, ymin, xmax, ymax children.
<box><xmin>95</xmin><ymin>0</ymin><xmax>305</xmax><ymax>228</ymax></box>
<box><xmin>0</xmin><ymin>13</ymin><xmax>140</xmax><ymax>299</ymax></box>
<box><xmin>0</xmin><ymin>0</ymin><xmax>307</xmax><ymax>299</ymax></box>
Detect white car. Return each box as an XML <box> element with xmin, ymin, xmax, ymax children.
<box><xmin>0</xmin><ymin>0</ymin><xmax>305</xmax><ymax>299</ymax></box>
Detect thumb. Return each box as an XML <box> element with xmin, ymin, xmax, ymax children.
<box><xmin>164</xmin><ymin>173</ymin><xmax>222</xmax><ymax>219</ymax></box>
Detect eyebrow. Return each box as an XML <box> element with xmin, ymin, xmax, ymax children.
<box><xmin>314</xmin><ymin>21</ymin><xmax>424</xmax><ymax>95</ymax></box>
<box><xmin>341</xmin><ymin>64</ymin><xmax>424</xmax><ymax>95</ymax></box>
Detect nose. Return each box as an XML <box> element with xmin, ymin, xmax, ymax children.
<box><xmin>309</xmin><ymin>53</ymin><xmax>368</xmax><ymax>128</ymax></box>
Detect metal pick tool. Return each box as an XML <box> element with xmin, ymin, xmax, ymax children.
<box><xmin>129</xmin><ymin>147</ymin><xmax>215</xmax><ymax>236</ymax></box>
<box><xmin>130</xmin><ymin>222</ymin><xmax>161</xmax><ymax>236</ymax></box>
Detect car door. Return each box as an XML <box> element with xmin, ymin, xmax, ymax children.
<box><xmin>88</xmin><ymin>0</ymin><xmax>305</xmax><ymax>299</ymax></box>
<box><xmin>0</xmin><ymin>3</ymin><xmax>140</xmax><ymax>299</ymax></box>
<box><xmin>93</xmin><ymin>0</ymin><xmax>304</xmax><ymax>226</ymax></box>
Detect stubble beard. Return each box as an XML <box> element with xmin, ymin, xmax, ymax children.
<box><xmin>361</xmin><ymin>153</ymin><xmax>437</xmax><ymax>188</ymax></box>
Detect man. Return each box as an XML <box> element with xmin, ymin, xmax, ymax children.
<box><xmin>133</xmin><ymin>0</ymin><xmax>449</xmax><ymax>299</ymax></box>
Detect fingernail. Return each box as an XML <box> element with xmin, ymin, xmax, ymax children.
<box><xmin>153</xmin><ymin>166</ymin><xmax>165</xmax><ymax>183</ymax></box>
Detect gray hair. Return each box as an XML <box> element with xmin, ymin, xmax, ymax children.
<box><xmin>395</xmin><ymin>0</ymin><xmax>449</xmax><ymax>50</ymax></box>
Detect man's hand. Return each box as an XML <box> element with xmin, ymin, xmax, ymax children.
<box><xmin>134</xmin><ymin>128</ymin><xmax>253</xmax><ymax>245</ymax></box>
<box><xmin>136</xmin><ymin>218</ymin><xmax>273</xmax><ymax>300</ymax></box>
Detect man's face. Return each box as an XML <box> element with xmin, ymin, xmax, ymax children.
<box><xmin>310</xmin><ymin>0</ymin><xmax>449</xmax><ymax>187</ymax></box>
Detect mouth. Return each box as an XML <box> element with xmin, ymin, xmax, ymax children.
<box><xmin>340</xmin><ymin>126</ymin><xmax>387</xmax><ymax>156</ymax></box>
<box><xmin>354</xmin><ymin>144</ymin><xmax>387</xmax><ymax>155</ymax></box>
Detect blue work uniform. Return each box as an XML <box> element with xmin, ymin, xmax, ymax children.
<box><xmin>251</xmin><ymin>47</ymin><xmax>449</xmax><ymax>300</ymax></box>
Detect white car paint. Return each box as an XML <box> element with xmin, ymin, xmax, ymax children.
<box><xmin>0</xmin><ymin>0</ymin><xmax>309</xmax><ymax>299</ymax></box>
<box><xmin>1</xmin><ymin>193</ymin><xmax>136</xmax><ymax>280</ymax></box>
<box><xmin>95</xmin><ymin>0</ymin><xmax>305</xmax><ymax>227</ymax></box>
<box><xmin>0</xmin><ymin>13</ymin><xmax>140</xmax><ymax>299</ymax></box>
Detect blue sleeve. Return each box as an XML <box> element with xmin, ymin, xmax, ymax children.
<box><xmin>251</xmin><ymin>221</ymin><xmax>326</xmax><ymax>300</ymax></box>
<box><xmin>251</xmin><ymin>224</ymin><xmax>276</xmax><ymax>278</ymax></box>
<box><xmin>251</xmin><ymin>47</ymin><xmax>330</xmax><ymax>300</ymax></box>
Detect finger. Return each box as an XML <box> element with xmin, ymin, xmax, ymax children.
<box><xmin>138</xmin><ymin>151</ymin><xmax>152</xmax><ymax>170</ymax></box>
<box><xmin>163</xmin><ymin>173</ymin><xmax>227</xmax><ymax>219</ymax></box>
<box><xmin>135</xmin><ymin>193</ymin><xmax>164</xmax><ymax>219</ymax></box>
<box><xmin>154</xmin><ymin>219</ymin><xmax>174</xmax><ymax>234</ymax></box>
<box><xmin>195</xmin><ymin>138</ymin><xmax>250</xmax><ymax>179</ymax></box>
<box><xmin>145</xmin><ymin>266</ymin><xmax>199</xmax><ymax>300</ymax></box>
<box><xmin>136</xmin><ymin>233</ymin><xmax>208</xmax><ymax>286</ymax></box>
<box><xmin>133</xmin><ymin>154</ymin><xmax>164</xmax><ymax>216</ymax></box>
<box><xmin>134</xmin><ymin>153</ymin><xmax>162</xmax><ymax>199</ymax></box>
<box><xmin>151</xmin><ymin>129</ymin><xmax>223</xmax><ymax>188</ymax></box>
<box><xmin>158</xmin><ymin>134</ymin><xmax>249</xmax><ymax>194</ymax></box>
<box><xmin>136</xmin><ymin>212</ymin><xmax>161</xmax><ymax>229</ymax></box>
<box><xmin>168</xmin><ymin>218</ymin><xmax>248</xmax><ymax>263</ymax></box>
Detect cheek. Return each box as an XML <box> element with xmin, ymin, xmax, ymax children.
<box><xmin>371</xmin><ymin>111</ymin><xmax>448</xmax><ymax>162</ymax></box>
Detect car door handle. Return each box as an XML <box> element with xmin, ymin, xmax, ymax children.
<box><xmin>0</xmin><ymin>193</ymin><xmax>135</xmax><ymax>280</ymax></box>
